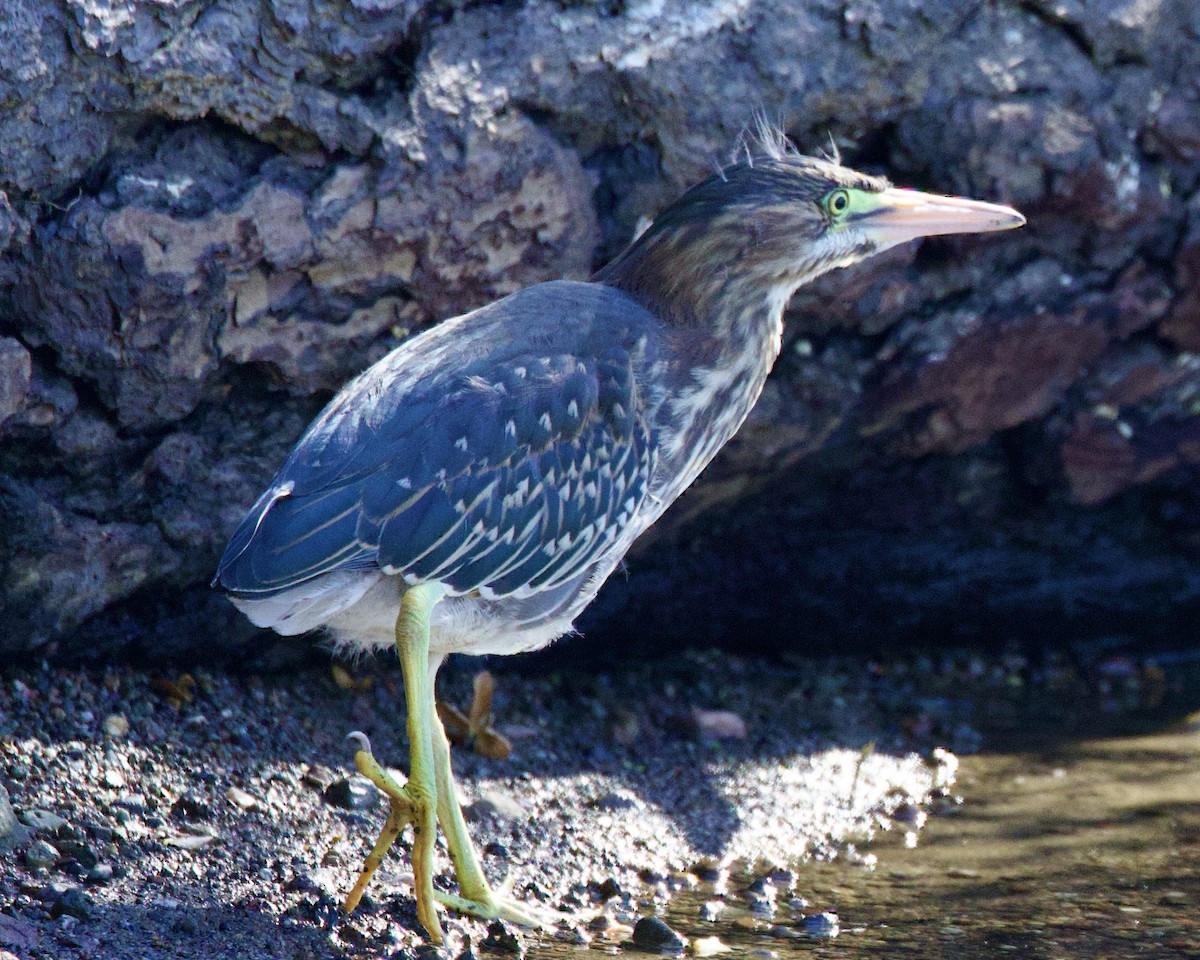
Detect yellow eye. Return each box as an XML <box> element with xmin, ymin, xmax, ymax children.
<box><xmin>825</xmin><ymin>188</ymin><xmax>851</xmax><ymax>218</ymax></box>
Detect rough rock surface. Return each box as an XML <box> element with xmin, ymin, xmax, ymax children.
<box><xmin>1</xmin><ymin>0</ymin><xmax>1199</xmax><ymax>660</ymax></box>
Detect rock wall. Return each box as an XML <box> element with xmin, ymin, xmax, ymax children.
<box><xmin>1</xmin><ymin>0</ymin><xmax>1198</xmax><ymax>661</ymax></box>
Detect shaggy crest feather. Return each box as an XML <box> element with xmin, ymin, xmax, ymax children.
<box><xmin>721</xmin><ymin>115</ymin><xmax>809</xmax><ymax>180</ymax></box>
<box><xmin>749</xmin><ymin>114</ymin><xmax>799</xmax><ymax>162</ymax></box>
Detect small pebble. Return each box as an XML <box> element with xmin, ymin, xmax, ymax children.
<box><xmin>24</xmin><ymin>839</ymin><xmax>59</xmax><ymax>870</ymax></box>
<box><xmin>552</xmin><ymin>925</ymin><xmax>591</xmax><ymax>945</ymax></box>
<box><xmin>588</xmin><ymin>912</ymin><xmax>616</xmax><ymax>933</ymax></box>
<box><xmin>321</xmin><ymin>776</ymin><xmax>378</xmax><ymax>811</ymax></box>
<box><xmin>172</xmin><ymin>792</ymin><xmax>214</xmax><ymax>820</ymax></box>
<box><xmin>301</xmin><ymin>768</ymin><xmax>331</xmax><ymax>790</ymax></box>
<box><xmin>595</xmin><ymin>877</ymin><xmax>623</xmax><ymax>901</ymax></box>
<box><xmin>692</xmin><ymin>708</ymin><xmax>748</xmax><ymax>739</ymax></box>
<box><xmin>691</xmin><ymin>859</ymin><xmax>722</xmax><ymax>882</ymax></box>
<box><xmin>668</xmin><ymin>872</ymin><xmax>698</xmax><ymax>891</ymax></box>
<box><xmin>631</xmin><ymin>916</ymin><xmax>687</xmax><ymax>954</ymax></box>
<box><xmin>464</xmin><ymin>792</ymin><xmax>526</xmax><ymax>823</ymax></box>
<box><xmin>768</xmin><ymin>869</ymin><xmax>797</xmax><ymax>891</ymax></box>
<box><xmin>0</xmin><ymin>787</ymin><xmax>31</xmax><ymax>853</ymax></box>
<box><xmin>480</xmin><ymin>919</ymin><xmax>524</xmax><ymax>955</ymax></box>
<box><xmin>50</xmin><ymin>887</ymin><xmax>93</xmax><ymax>920</ymax></box>
<box><xmin>162</xmin><ymin>829</ymin><xmax>219</xmax><ymax>850</ymax></box>
<box><xmin>55</xmin><ymin>839</ymin><xmax>99</xmax><ymax>869</ymax></box>
<box><xmin>747</xmin><ymin>893</ymin><xmax>775</xmax><ymax>917</ymax></box>
<box><xmin>591</xmin><ymin>791</ymin><xmax>635</xmax><ymax>811</ymax></box>
<box><xmin>892</xmin><ymin>802</ymin><xmax>923</xmax><ymax>825</ymax></box>
<box><xmin>85</xmin><ymin>864</ymin><xmax>114</xmax><ymax>884</ymax></box>
<box><xmin>174</xmin><ymin>915</ymin><xmax>201</xmax><ymax>935</ymax></box>
<box><xmin>666</xmin><ymin>708</ymin><xmax>747</xmax><ymax>741</ymax></box>
<box><xmin>286</xmin><ymin>872</ymin><xmax>320</xmax><ymax>894</ymax></box>
<box><xmin>114</xmin><ymin>795</ymin><xmax>147</xmax><ymax>815</ymax></box>
<box><xmin>104</xmin><ymin>768</ymin><xmax>126</xmax><ymax>789</ymax></box>
<box><xmin>40</xmin><ymin>880</ymin><xmax>75</xmax><ymax>902</ymax></box>
<box><xmin>699</xmin><ymin>900</ymin><xmax>724</xmax><ymax>922</ymax></box>
<box><xmin>226</xmin><ymin>786</ymin><xmax>258</xmax><ymax>810</ymax></box>
<box><xmin>690</xmin><ymin>935</ymin><xmax>730</xmax><ymax>957</ymax></box>
<box><xmin>749</xmin><ymin>951</ymin><xmax>778</xmax><ymax>960</ymax></box>
<box><xmin>20</xmin><ymin>810</ymin><xmax>68</xmax><ymax>835</ymax></box>
<box><xmin>802</xmin><ymin>912</ymin><xmax>840</xmax><ymax>938</ymax></box>
<box><xmin>103</xmin><ymin>714</ymin><xmax>130</xmax><ymax>737</ymax></box>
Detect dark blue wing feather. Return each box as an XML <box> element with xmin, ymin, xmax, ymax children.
<box><xmin>214</xmin><ymin>281</ymin><xmax>663</xmax><ymax>601</ymax></box>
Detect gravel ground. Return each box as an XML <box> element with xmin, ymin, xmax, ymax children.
<box><xmin>0</xmin><ymin>642</ymin><xmax>1175</xmax><ymax>960</ymax></box>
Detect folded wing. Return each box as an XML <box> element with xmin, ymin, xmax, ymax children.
<box><xmin>215</xmin><ymin>283</ymin><xmax>660</xmax><ymax>604</ymax></box>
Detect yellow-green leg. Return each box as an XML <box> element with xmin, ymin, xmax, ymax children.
<box><xmin>426</xmin><ymin>658</ymin><xmax>558</xmax><ymax>929</ymax></box>
<box><xmin>342</xmin><ymin>583</ymin><xmax>445</xmax><ymax>943</ymax></box>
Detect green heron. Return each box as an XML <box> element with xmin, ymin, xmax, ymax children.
<box><xmin>214</xmin><ymin>141</ymin><xmax>1023</xmax><ymax>940</ymax></box>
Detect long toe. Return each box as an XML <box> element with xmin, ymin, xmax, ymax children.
<box><xmin>433</xmin><ymin>880</ymin><xmax>567</xmax><ymax>931</ymax></box>
<box><xmin>408</xmin><ymin>796</ymin><xmax>443</xmax><ymax>942</ymax></box>
<box><xmin>344</xmin><ymin>801</ymin><xmax>409</xmax><ymax>915</ymax></box>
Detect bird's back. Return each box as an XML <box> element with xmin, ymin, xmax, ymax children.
<box><xmin>214</xmin><ymin>280</ymin><xmax>667</xmax><ymax>636</ymax></box>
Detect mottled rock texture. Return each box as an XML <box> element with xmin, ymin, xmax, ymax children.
<box><xmin>1</xmin><ymin>0</ymin><xmax>1198</xmax><ymax>661</ymax></box>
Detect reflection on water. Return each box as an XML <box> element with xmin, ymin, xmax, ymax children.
<box><xmin>534</xmin><ymin>660</ymin><xmax>1200</xmax><ymax>959</ymax></box>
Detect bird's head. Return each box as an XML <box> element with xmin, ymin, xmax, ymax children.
<box><xmin>596</xmin><ymin>149</ymin><xmax>1025</xmax><ymax>327</ymax></box>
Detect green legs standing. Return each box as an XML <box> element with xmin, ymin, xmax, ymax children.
<box><xmin>427</xmin><ymin>681</ymin><xmax>550</xmax><ymax>928</ymax></box>
<box><xmin>344</xmin><ymin>582</ymin><xmax>445</xmax><ymax>940</ymax></box>
<box><xmin>342</xmin><ymin>583</ymin><xmax>552</xmax><ymax>940</ymax></box>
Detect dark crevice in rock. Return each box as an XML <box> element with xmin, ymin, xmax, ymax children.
<box><xmin>576</xmin><ymin>443</ymin><xmax>1200</xmax><ymax>662</ymax></box>
<box><xmin>554</xmin><ymin>0</ymin><xmax>627</xmax><ymax>16</ymax></box>
<box><xmin>42</xmin><ymin>582</ymin><xmax>312</xmax><ymax>669</ymax></box>
<box><xmin>322</xmin><ymin>0</ymin><xmax>512</xmax><ymax>119</ymax></box>
<box><xmin>584</xmin><ymin>138</ymin><xmax>665</xmax><ymax>265</ymax></box>
<box><xmin>340</xmin><ymin>0</ymin><xmax>455</xmax><ymax>103</ymax></box>
<box><xmin>1016</xmin><ymin>0</ymin><xmax>1096</xmax><ymax>63</ymax></box>
<box><xmin>838</xmin><ymin>122</ymin><xmax>900</xmax><ymax>178</ymax></box>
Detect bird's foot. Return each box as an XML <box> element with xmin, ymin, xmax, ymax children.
<box><xmin>342</xmin><ymin>732</ymin><xmax>443</xmax><ymax>941</ymax></box>
<box><xmin>434</xmin><ymin>874</ymin><xmax>565</xmax><ymax>930</ymax></box>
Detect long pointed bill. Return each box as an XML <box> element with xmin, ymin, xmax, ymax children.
<box><xmin>863</xmin><ymin>187</ymin><xmax>1025</xmax><ymax>246</ymax></box>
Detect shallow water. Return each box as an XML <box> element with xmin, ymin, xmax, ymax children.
<box><xmin>534</xmin><ymin>689</ymin><xmax>1200</xmax><ymax>958</ymax></box>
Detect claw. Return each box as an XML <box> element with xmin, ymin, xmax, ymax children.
<box><xmin>345</xmin><ymin>730</ymin><xmax>372</xmax><ymax>755</ymax></box>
